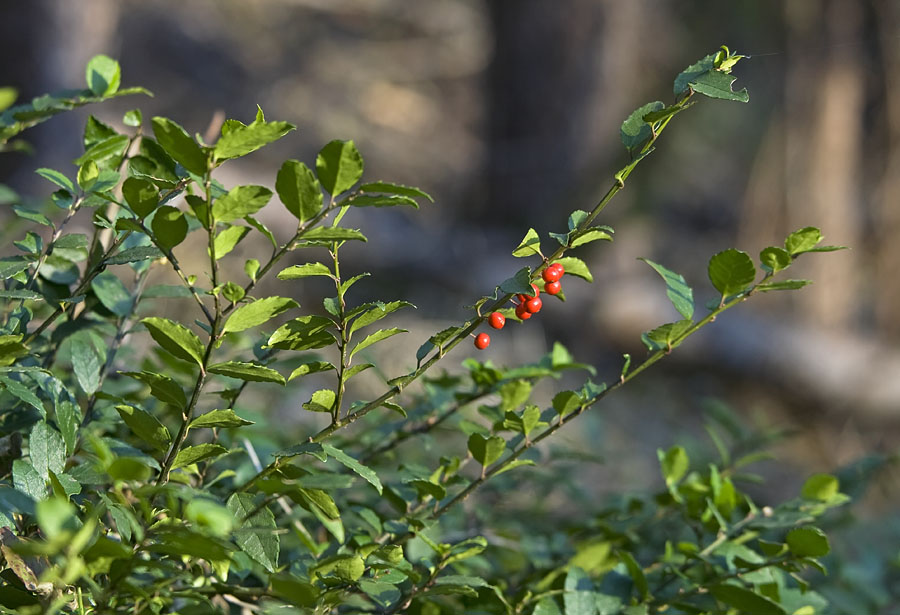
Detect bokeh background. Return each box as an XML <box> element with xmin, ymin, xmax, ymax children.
<box><xmin>2</xmin><ymin>0</ymin><xmax>899</xmax><ymax>590</ymax></box>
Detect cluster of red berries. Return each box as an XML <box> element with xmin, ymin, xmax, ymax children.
<box><xmin>474</xmin><ymin>262</ymin><xmax>565</xmax><ymax>350</ymax></box>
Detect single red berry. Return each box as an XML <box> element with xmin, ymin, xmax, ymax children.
<box><xmin>474</xmin><ymin>332</ymin><xmax>490</xmax><ymax>350</ymax></box>
<box><xmin>545</xmin><ymin>280</ymin><xmax>561</xmax><ymax>295</ymax></box>
<box><xmin>515</xmin><ymin>303</ymin><xmax>532</xmax><ymax>320</ymax></box>
<box><xmin>488</xmin><ymin>311</ymin><xmax>506</xmax><ymax>329</ymax></box>
<box><xmin>516</xmin><ymin>284</ymin><xmax>540</xmax><ymax>303</ymax></box>
<box><xmin>550</xmin><ymin>262</ymin><xmax>565</xmax><ymax>276</ymax></box>
<box><xmin>525</xmin><ymin>296</ymin><xmax>543</xmax><ymax>313</ymax></box>
<box><xmin>542</xmin><ymin>266</ymin><xmax>562</xmax><ymax>283</ymax></box>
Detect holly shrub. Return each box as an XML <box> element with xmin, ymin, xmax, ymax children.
<box><xmin>0</xmin><ymin>49</ymin><xmax>856</xmax><ymax>614</ymax></box>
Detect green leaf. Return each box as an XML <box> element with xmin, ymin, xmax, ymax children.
<box><xmin>151</xmin><ymin>117</ymin><xmax>207</xmax><ymax>176</ymax></box>
<box><xmin>275</xmin><ymin>159</ymin><xmax>323</xmax><ymax>222</ymax></box>
<box><xmin>801</xmin><ymin>474</ymin><xmax>839</xmax><ymax>502</ymax></box>
<box><xmin>91</xmin><ymin>271</ymin><xmax>132</xmax><ymax>317</ymax></box>
<box><xmin>784</xmin><ymin>226</ymin><xmax>823</xmax><ymax>256</ymax></box>
<box><xmin>513</xmin><ymin>228</ymin><xmax>542</xmax><ymax>258</ymax></box>
<box><xmin>123</xmin><ymin>109</ymin><xmax>142</xmax><ymax>127</ymax></box>
<box><xmin>288</xmin><ymin>361</ymin><xmax>335</xmax><ymax>381</ymax></box>
<box><xmin>708</xmin><ymin>249</ymin><xmax>755</xmax><ymax>298</ymax></box>
<box><xmin>212</xmin><ymin>185</ymin><xmax>272</xmax><ymax>223</ymax></box>
<box><xmin>189</xmin><ymin>409</ymin><xmax>254</xmax><ymax>429</ymax></box>
<box><xmin>360</xmin><ymin>181</ymin><xmax>433</xmax><ymax>202</ymax></box>
<box><xmin>223</xmin><ymin>296</ymin><xmax>298</xmax><ymax>334</ymax></box>
<box><xmin>316</xmin><ymin>140</ymin><xmax>363</xmax><ymax>195</ymax></box>
<box><xmin>141</xmin><ymin>317</ymin><xmax>205</xmax><ymax>366</ymax></box>
<box><xmin>467</xmin><ymin>434</ymin><xmax>505</xmax><ymax>468</ymax></box>
<box><xmin>75</xmin><ymin>134</ymin><xmax>129</xmax><ymax>167</ymax></box>
<box><xmin>563</xmin><ymin>567</ymin><xmax>595</xmax><ymax>615</ymax></box>
<box><xmin>710</xmin><ymin>585</ymin><xmax>786</xmax><ymax>615</ymax></box>
<box><xmin>349</xmin><ymin>301</ymin><xmax>413</xmax><ymax>335</ymax></box>
<box><xmin>618</xmin><ymin>550</ymin><xmax>649</xmax><ymax>600</ymax></box>
<box><xmin>756</xmin><ymin>279</ymin><xmax>812</xmax><ymax>292</ymax></box>
<box><xmin>312</xmin><ymin>554</ymin><xmax>365</xmax><ymax>583</ymax></box>
<box><xmin>570</xmin><ymin>228</ymin><xmax>613</xmax><ymax>248</ymax></box>
<box><xmin>302</xmin><ymin>226</ymin><xmax>367</xmax><ymax>243</ymax></box>
<box><xmin>690</xmin><ymin>69</ymin><xmax>749</xmax><ymax>102</ymax></box>
<box><xmin>493</xmin><ymin>459</ymin><xmax>536</xmax><ymax>476</ymax></box>
<box><xmin>35</xmin><ymin>168</ymin><xmax>75</xmax><ymax>192</ymax></box>
<box><xmin>659</xmin><ymin>445</ymin><xmax>689</xmax><ymax>487</ymax></box>
<box><xmin>271</xmin><ymin>576</ymin><xmax>318</xmax><ymax>607</ymax></box>
<box><xmin>640</xmin><ymin>258</ymin><xmax>694</xmax><ymax>319</ymax></box>
<box><xmin>214</xmin><ymin>111</ymin><xmax>294</xmax><ymax>161</ymax></box>
<box><xmin>13</xmin><ymin>460</ymin><xmax>45</xmax><ymax>500</ymax></box>
<box><xmin>78</xmin><ymin>159</ymin><xmax>99</xmax><ymax>190</ymax></box>
<box><xmin>674</xmin><ymin>53</ymin><xmax>716</xmax><ymax>96</ymax></box>
<box><xmin>105</xmin><ymin>245</ymin><xmax>163</xmax><ymax>265</ymax></box>
<box><xmin>786</xmin><ymin>527</ymin><xmax>830</xmax><ymax>558</ymax></box>
<box><xmin>116</xmin><ymin>405</ymin><xmax>172</xmax><ymax>452</ymax></box>
<box><xmin>277</xmin><ymin>262</ymin><xmax>332</xmax><ymax>280</ymax></box>
<box><xmin>552</xmin><ymin>390</ymin><xmax>582</xmax><ymax>417</ymax></box>
<box><xmin>0</xmin><ymin>374</ymin><xmax>43</xmax><ymax>413</ymax></box>
<box><xmin>359</xmin><ymin>579</ymin><xmax>401</xmax><ymax>608</ymax></box>
<box><xmin>172</xmin><ymin>443</ymin><xmax>228</xmax><ymax>469</ymax></box>
<box><xmin>208</xmin><ymin>361</ymin><xmax>285</xmax><ymax>384</ymax></box>
<box><xmin>346</xmin><ymin>194</ymin><xmax>418</xmax><ymax>208</ymax></box>
<box><xmin>321</xmin><ymin>443</ymin><xmax>383</xmax><ymax>494</ymax></box>
<box><xmin>70</xmin><ymin>338</ymin><xmax>101</xmax><ymax>395</ymax></box>
<box><xmin>760</xmin><ymin>246</ymin><xmax>792</xmax><ymax>273</ymax></box>
<box><xmin>122</xmin><ymin>177</ymin><xmax>159</xmax><ymax>218</ymax></box>
<box><xmin>267</xmin><ymin>315</ymin><xmax>335</xmax><ymax>351</ymax></box>
<box><xmin>30</xmin><ymin>422</ymin><xmax>65</xmax><ymax>479</ymax></box>
<box><xmin>350</xmin><ymin>327</ymin><xmax>406</xmax><ymax>358</ymax></box>
<box><xmin>303</xmin><ymin>389</ymin><xmax>336</xmax><ymax>413</ymax></box>
<box><xmin>226</xmin><ymin>492</ymin><xmax>279</xmax><ymax>572</ymax></box>
<box><xmin>212</xmin><ymin>225</ymin><xmax>249</xmax><ymax>261</ymax></box>
<box><xmin>85</xmin><ymin>54</ymin><xmax>121</xmax><ymax>96</ymax></box>
<box><xmin>0</xmin><ymin>289</ymin><xmax>42</xmax><ymax>300</ymax></box>
<box><xmin>533</xmin><ymin>597</ymin><xmax>563</xmax><ymax>615</ymax></box>
<box><xmin>556</xmin><ymin>256</ymin><xmax>592</xmax><ymax>282</ymax></box>
<box><xmin>621</xmin><ymin>101</ymin><xmax>664</xmax><ymax>151</ymax></box>
<box><xmin>152</xmin><ymin>205</ymin><xmax>188</xmax><ymax>252</ymax></box>
<box><xmin>120</xmin><ymin>371</ymin><xmax>187</xmax><ymax>409</ymax></box>
<box><xmin>641</xmin><ymin>318</ymin><xmax>693</xmax><ymax>352</ymax></box>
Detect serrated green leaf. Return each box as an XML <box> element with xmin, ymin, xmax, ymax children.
<box><xmin>13</xmin><ymin>460</ymin><xmax>45</xmax><ymax>501</ymax></box>
<box><xmin>268</xmin><ymin>315</ymin><xmax>335</xmax><ymax>351</ymax></box>
<box><xmin>552</xmin><ymin>390</ymin><xmax>582</xmax><ymax>417</ymax></box>
<box><xmin>208</xmin><ymin>361</ymin><xmax>284</xmax><ymax>384</ymax></box>
<box><xmin>302</xmin><ymin>226</ymin><xmax>367</xmax><ymax>243</ymax></box>
<box><xmin>0</xmin><ymin>374</ymin><xmax>43</xmax><ymax>413</ymax></box>
<box><xmin>223</xmin><ymin>296</ymin><xmax>298</xmax><ymax>334</ymax></box>
<box><xmin>513</xmin><ymin>228</ymin><xmax>541</xmax><ymax>258</ymax></box>
<box><xmin>350</xmin><ymin>301</ymin><xmax>413</xmax><ymax>335</ymax></box>
<box><xmin>467</xmin><ymin>434</ymin><xmax>505</xmax><ymax>468</ymax></box>
<box><xmin>141</xmin><ymin>317</ymin><xmax>205</xmax><ymax>366</ymax></box>
<box><xmin>563</xmin><ymin>566</ymin><xmax>594</xmax><ymax>615</ymax></box>
<box><xmin>172</xmin><ymin>443</ymin><xmax>228</xmax><ymax>469</ymax></box>
<box><xmin>120</xmin><ymin>371</ymin><xmax>187</xmax><ymax>409</ymax></box>
<box><xmin>35</xmin><ymin>168</ymin><xmax>75</xmax><ymax>192</ymax></box>
<box><xmin>640</xmin><ymin>258</ymin><xmax>694</xmax><ymax>319</ymax></box>
<box><xmin>190</xmin><ymin>409</ymin><xmax>254</xmax><ymax>428</ymax></box>
<box><xmin>151</xmin><ymin>205</ymin><xmax>188</xmax><ymax>251</ymax></box>
<box><xmin>621</xmin><ymin>101</ymin><xmax>664</xmax><ymax>151</ymax></box>
<box><xmin>214</xmin><ymin>112</ymin><xmax>294</xmax><ymax>161</ymax></box>
<box><xmin>151</xmin><ymin>117</ymin><xmax>207</xmax><ymax>176</ymax></box>
<box><xmin>555</xmin><ymin>256</ymin><xmax>592</xmax><ymax>282</ymax></box>
<box><xmin>570</xmin><ymin>228</ymin><xmax>613</xmax><ymax>248</ymax></box>
<box><xmin>70</xmin><ymin>338</ymin><xmax>100</xmax><ymax>395</ymax></box>
<box><xmin>74</xmin><ymin>134</ymin><xmax>129</xmax><ymax>167</ymax></box>
<box><xmin>288</xmin><ymin>361</ymin><xmax>335</xmax><ymax>381</ymax></box>
<box><xmin>212</xmin><ymin>185</ymin><xmax>272</xmax><ymax>223</ymax></box>
<box><xmin>756</xmin><ymin>279</ymin><xmax>813</xmax><ymax>292</ymax></box>
<box><xmin>346</xmin><ymin>194</ymin><xmax>418</xmax><ymax>208</ymax></box>
<box><xmin>316</xmin><ymin>140</ymin><xmax>363</xmax><ymax>195</ymax></box>
<box><xmin>277</xmin><ymin>262</ymin><xmax>332</xmax><ymax>280</ymax></box>
<box><xmin>321</xmin><ymin>443</ymin><xmax>383</xmax><ymax>494</ymax></box>
<box><xmin>212</xmin><ymin>225</ymin><xmax>249</xmax><ymax>260</ymax></box>
<box><xmin>77</xmin><ymin>159</ymin><xmax>99</xmax><ymax>190</ymax></box>
<box><xmin>105</xmin><ymin>245</ymin><xmax>163</xmax><ymax>265</ymax></box>
<box><xmin>493</xmin><ymin>459</ymin><xmax>536</xmax><ymax>476</ymax></box>
<box><xmin>0</xmin><ymin>289</ymin><xmax>42</xmax><ymax>300</ymax></box>
<box><xmin>227</xmin><ymin>492</ymin><xmax>279</xmax><ymax>571</ymax></box>
<box><xmin>690</xmin><ymin>69</ymin><xmax>749</xmax><ymax>102</ymax></box>
<box><xmin>350</xmin><ymin>327</ymin><xmax>406</xmax><ymax>358</ymax></box>
<box><xmin>708</xmin><ymin>249</ymin><xmax>755</xmax><ymax>298</ymax></box>
<box><xmin>784</xmin><ymin>226</ymin><xmax>823</xmax><ymax>256</ymax></box>
<box><xmin>674</xmin><ymin>53</ymin><xmax>716</xmax><ymax>96</ymax></box>
<box><xmin>499</xmin><ymin>267</ymin><xmax>534</xmax><ymax>296</ymax></box>
<box><xmin>85</xmin><ymin>54</ymin><xmax>121</xmax><ymax>96</ymax></box>
<box><xmin>116</xmin><ymin>405</ymin><xmax>171</xmax><ymax>451</ymax></box>
<box><xmin>760</xmin><ymin>246</ymin><xmax>792</xmax><ymax>273</ymax></box>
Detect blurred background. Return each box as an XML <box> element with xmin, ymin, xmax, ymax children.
<box><xmin>2</xmin><ymin>0</ymin><xmax>899</xmax><ymax>574</ymax></box>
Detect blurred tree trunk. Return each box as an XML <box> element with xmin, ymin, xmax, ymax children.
<box><xmin>782</xmin><ymin>0</ymin><xmax>864</xmax><ymax>330</ymax></box>
<box><xmin>482</xmin><ymin>1</ymin><xmax>650</xmax><ymax>228</ymax></box>
<box><xmin>874</xmin><ymin>0</ymin><xmax>900</xmax><ymax>338</ymax></box>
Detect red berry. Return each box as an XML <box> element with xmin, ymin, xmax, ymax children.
<box><xmin>545</xmin><ymin>280</ymin><xmax>561</xmax><ymax>295</ymax></box>
<box><xmin>488</xmin><ymin>312</ymin><xmax>505</xmax><ymax>329</ymax></box>
<box><xmin>525</xmin><ymin>296</ymin><xmax>542</xmax><ymax>313</ymax></box>
<box><xmin>542</xmin><ymin>266</ymin><xmax>562</xmax><ymax>283</ymax></box>
<box><xmin>550</xmin><ymin>262</ymin><xmax>565</xmax><ymax>276</ymax></box>
<box><xmin>474</xmin><ymin>332</ymin><xmax>490</xmax><ymax>350</ymax></box>
<box><xmin>516</xmin><ymin>284</ymin><xmax>540</xmax><ymax>303</ymax></box>
<box><xmin>515</xmin><ymin>303</ymin><xmax>532</xmax><ymax>320</ymax></box>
